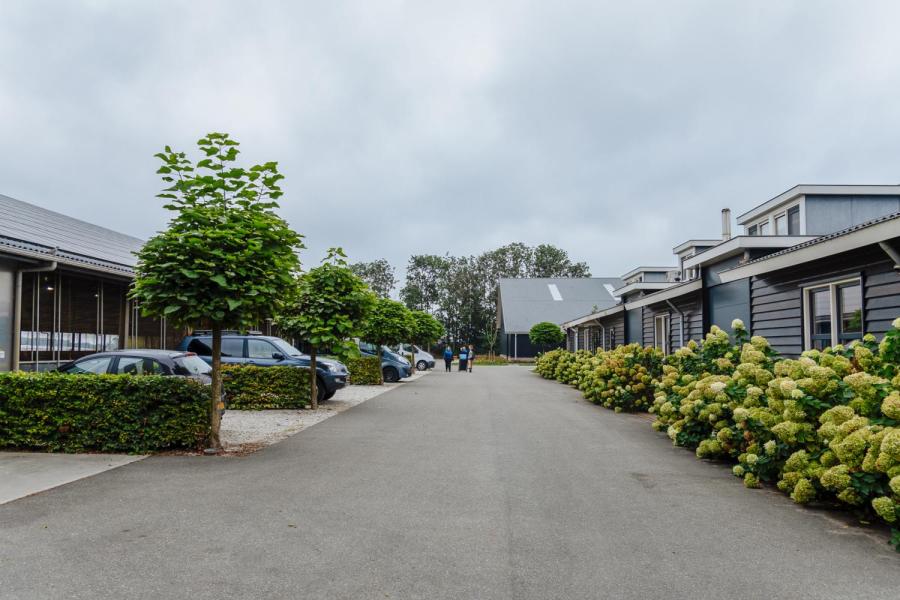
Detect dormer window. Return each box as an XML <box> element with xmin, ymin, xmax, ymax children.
<box><xmin>748</xmin><ymin>224</ymin><xmax>758</xmax><ymax>236</ymax></box>
<box><xmin>758</xmin><ymin>221</ymin><xmax>770</xmax><ymax>235</ymax></box>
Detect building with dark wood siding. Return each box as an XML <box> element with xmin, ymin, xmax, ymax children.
<box><xmin>562</xmin><ymin>185</ymin><xmax>900</xmax><ymax>357</ymax></box>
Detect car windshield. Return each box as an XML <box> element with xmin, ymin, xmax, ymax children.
<box><xmin>271</xmin><ymin>338</ymin><xmax>305</xmax><ymax>357</ymax></box>
<box><xmin>174</xmin><ymin>355</ymin><xmax>212</xmax><ymax>375</ymax></box>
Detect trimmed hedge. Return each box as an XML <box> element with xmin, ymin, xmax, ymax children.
<box><xmin>345</xmin><ymin>356</ymin><xmax>382</xmax><ymax>385</ymax></box>
<box><xmin>222</xmin><ymin>364</ymin><xmax>310</xmax><ymax>409</ymax></box>
<box><xmin>0</xmin><ymin>372</ymin><xmax>209</xmax><ymax>453</ymax></box>
<box><xmin>536</xmin><ymin>319</ymin><xmax>900</xmax><ymax>552</ymax></box>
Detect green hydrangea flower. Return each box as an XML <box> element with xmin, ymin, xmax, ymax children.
<box><xmin>872</xmin><ymin>496</ymin><xmax>897</xmax><ymax>523</ymax></box>
<box><xmin>791</xmin><ymin>478</ymin><xmax>815</xmax><ymax>504</ymax></box>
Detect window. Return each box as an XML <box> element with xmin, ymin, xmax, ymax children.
<box><xmin>804</xmin><ymin>279</ymin><xmax>863</xmax><ymax>349</ymax></box>
<box><xmin>188</xmin><ymin>337</ymin><xmax>243</xmax><ymax>357</ymax></box>
<box><xmin>748</xmin><ymin>224</ymin><xmax>758</xmax><ymax>236</ymax></box>
<box><xmin>62</xmin><ymin>356</ymin><xmax>112</xmax><ymax>374</ymax></box>
<box><xmin>787</xmin><ymin>206</ymin><xmax>801</xmax><ymax>235</ymax></box>
<box><xmin>775</xmin><ymin>213</ymin><xmax>787</xmax><ymax>235</ymax></box>
<box><xmin>758</xmin><ymin>221</ymin><xmax>770</xmax><ymax>235</ymax></box>
<box><xmin>654</xmin><ymin>314</ymin><xmax>669</xmax><ymax>354</ymax></box>
<box><xmin>115</xmin><ymin>357</ymin><xmax>166</xmax><ymax>375</ymax></box>
<box><xmin>247</xmin><ymin>339</ymin><xmax>278</xmax><ymax>359</ymax></box>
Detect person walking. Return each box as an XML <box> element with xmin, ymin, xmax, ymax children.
<box><xmin>458</xmin><ymin>344</ymin><xmax>468</xmax><ymax>372</ymax></box>
<box><xmin>468</xmin><ymin>345</ymin><xmax>475</xmax><ymax>372</ymax></box>
<box><xmin>443</xmin><ymin>346</ymin><xmax>453</xmax><ymax>372</ymax></box>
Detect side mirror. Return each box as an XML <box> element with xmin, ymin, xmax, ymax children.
<box><xmin>272</xmin><ymin>352</ymin><xmax>285</xmax><ymax>361</ymax></box>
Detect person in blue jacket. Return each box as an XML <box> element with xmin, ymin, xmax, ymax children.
<box><xmin>458</xmin><ymin>345</ymin><xmax>468</xmax><ymax>371</ymax></box>
<box><xmin>443</xmin><ymin>346</ymin><xmax>453</xmax><ymax>372</ymax></box>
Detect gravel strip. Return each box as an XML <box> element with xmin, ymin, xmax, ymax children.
<box><xmin>221</xmin><ymin>370</ymin><xmax>429</xmax><ymax>453</ymax></box>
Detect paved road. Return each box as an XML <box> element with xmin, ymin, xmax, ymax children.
<box><xmin>2</xmin><ymin>367</ymin><xmax>899</xmax><ymax>599</ymax></box>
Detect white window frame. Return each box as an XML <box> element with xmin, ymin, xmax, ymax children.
<box><xmin>653</xmin><ymin>314</ymin><xmax>670</xmax><ymax>354</ymax></box>
<box><xmin>802</xmin><ymin>277</ymin><xmax>863</xmax><ymax>349</ymax></box>
<box><xmin>745</xmin><ymin>201</ymin><xmax>804</xmax><ymax>236</ymax></box>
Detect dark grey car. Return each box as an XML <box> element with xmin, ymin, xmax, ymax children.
<box><xmin>57</xmin><ymin>350</ymin><xmax>213</xmax><ymax>383</ymax></box>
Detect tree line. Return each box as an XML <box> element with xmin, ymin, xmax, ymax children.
<box><xmin>351</xmin><ymin>243</ymin><xmax>590</xmax><ymax>351</ymax></box>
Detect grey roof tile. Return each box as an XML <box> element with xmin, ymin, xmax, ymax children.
<box><xmin>498</xmin><ymin>277</ymin><xmax>622</xmax><ymax>333</ymax></box>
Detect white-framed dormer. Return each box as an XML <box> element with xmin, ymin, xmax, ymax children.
<box><xmin>745</xmin><ymin>199</ymin><xmax>805</xmax><ymax>236</ymax></box>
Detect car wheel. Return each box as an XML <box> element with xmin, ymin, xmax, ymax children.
<box><xmin>416</xmin><ymin>360</ymin><xmax>428</xmax><ymax>371</ymax></box>
<box><xmin>316</xmin><ymin>377</ymin><xmax>326</xmax><ymax>404</ymax></box>
<box><xmin>323</xmin><ymin>389</ymin><xmax>336</xmax><ymax>400</ymax></box>
<box><xmin>383</xmin><ymin>367</ymin><xmax>399</xmax><ymax>383</ymax></box>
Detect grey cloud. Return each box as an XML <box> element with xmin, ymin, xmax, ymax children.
<box><xmin>2</xmin><ymin>0</ymin><xmax>900</xmax><ymax>279</ymax></box>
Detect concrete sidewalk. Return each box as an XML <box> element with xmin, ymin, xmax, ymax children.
<box><xmin>0</xmin><ymin>452</ymin><xmax>145</xmax><ymax>505</ymax></box>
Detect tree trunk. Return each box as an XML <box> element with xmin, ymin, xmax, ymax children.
<box><xmin>378</xmin><ymin>345</ymin><xmax>384</xmax><ymax>385</ymax></box>
<box><xmin>409</xmin><ymin>343</ymin><xmax>416</xmax><ymax>374</ymax></box>
<box><xmin>209</xmin><ymin>323</ymin><xmax>223</xmax><ymax>450</ymax></box>
<box><xmin>310</xmin><ymin>345</ymin><xmax>318</xmax><ymax>411</ymax></box>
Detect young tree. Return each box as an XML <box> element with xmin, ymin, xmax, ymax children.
<box><xmin>132</xmin><ymin>132</ymin><xmax>303</xmax><ymax>450</ymax></box>
<box><xmin>349</xmin><ymin>259</ymin><xmax>397</xmax><ymax>298</ymax></box>
<box><xmin>529</xmin><ymin>321</ymin><xmax>566</xmax><ymax>354</ymax></box>
<box><xmin>410</xmin><ymin>310</ymin><xmax>445</xmax><ymax>354</ymax></box>
<box><xmin>276</xmin><ymin>248</ymin><xmax>375</xmax><ymax>410</ymax></box>
<box><xmin>360</xmin><ymin>298</ymin><xmax>415</xmax><ymax>383</ymax></box>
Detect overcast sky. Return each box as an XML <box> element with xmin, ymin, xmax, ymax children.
<box><xmin>3</xmin><ymin>1</ymin><xmax>900</xmax><ymax>280</ymax></box>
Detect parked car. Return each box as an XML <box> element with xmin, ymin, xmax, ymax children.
<box><xmin>57</xmin><ymin>350</ymin><xmax>212</xmax><ymax>384</ymax></box>
<box><xmin>176</xmin><ymin>332</ymin><xmax>348</xmax><ymax>403</ymax></box>
<box><xmin>394</xmin><ymin>344</ymin><xmax>435</xmax><ymax>371</ymax></box>
<box><xmin>357</xmin><ymin>341</ymin><xmax>411</xmax><ymax>383</ymax></box>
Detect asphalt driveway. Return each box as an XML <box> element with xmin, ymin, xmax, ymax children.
<box><xmin>1</xmin><ymin>366</ymin><xmax>898</xmax><ymax>599</ymax></box>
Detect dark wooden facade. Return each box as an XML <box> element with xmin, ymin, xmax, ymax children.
<box><xmin>750</xmin><ymin>242</ymin><xmax>900</xmax><ymax>357</ymax></box>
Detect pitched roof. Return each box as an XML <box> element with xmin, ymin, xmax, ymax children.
<box><xmin>0</xmin><ymin>193</ymin><xmax>144</xmax><ymax>275</ymax></box>
<box><xmin>719</xmin><ymin>212</ymin><xmax>900</xmax><ymax>282</ymax></box>
<box><xmin>498</xmin><ymin>277</ymin><xmax>622</xmax><ymax>333</ymax></box>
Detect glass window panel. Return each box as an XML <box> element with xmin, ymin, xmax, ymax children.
<box><xmin>222</xmin><ymin>338</ymin><xmax>244</xmax><ymax>357</ymax></box>
<box><xmin>788</xmin><ymin>206</ymin><xmax>801</xmax><ymax>235</ymax></box>
<box><xmin>248</xmin><ymin>339</ymin><xmax>277</xmax><ymax>359</ymax></box>
<box><xmin>775</xmin><ymin>214</ymin><xmax>787</xmax><ymax>235</ymax></box>
<box><xmin>748</xmin><ymin>225</ymin><xmax>757</xmax><ymax>236</ymax></box>
<box><xmin>758</xmin><ymin>221</ymin><xmax>770</xmax><ymax>235</ymax></box>
<box><xmin>808</xmin><ymin>286</ymin><xmax>833</xmax><ymax>350</ymax></box>
<box><xmin>63</xmin><ymin>356</ymin><xmax>112</xmax><ymax>374</ymax></box>
<box><xmin>838</xmin><ymin>283</ymin><xmax>862</xmax><ymax>339</ymax></box>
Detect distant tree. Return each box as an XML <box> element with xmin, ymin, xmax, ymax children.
<box><xmin>360</xmin><ymin>298</ymin><xmax>416</xmax><ymax>383</ymax></box>
<box><xmin>349</xmin><ymin>259</ymin><xmax>397</xmax><ymax>298</ymax></box>
<box><xmin>401</xmin><ymin>243</ymin><xmax>589</xmax><ymax>351</ymax></box>
<box><xmin>531</xmin><ymin>244</ymin><xmax>590</xmax><ymax>277</ymax></box>
<box><xmin>276</xmin><ymin>248</ymin><xmax>375</xmax><ymax>409</ymax></box>
<box><xmin>410</xmin><ymin>310</ymin><xmax>445</xmax><ymax>351</ymax></box>
<box><xmin>400</xmin><ymin>254</ymin><xmax>451</xmax><ymax>313</ymax></box>
<box><xmin>529</xmin><ymin>321</ymin><xmax>566</xmax><ymax>354</ymax></box>
<box><xmin>132</xmin><ymin>132</ymin><xmax>303</xmax><ymax>449</ymax></box>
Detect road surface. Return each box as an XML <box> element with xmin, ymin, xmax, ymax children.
<box><xmin>2</xmin><ymin>366</ymin><xmax>899</xmax><ymax>599</ymax></box>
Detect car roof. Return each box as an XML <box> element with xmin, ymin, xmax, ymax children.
<box><xmin>78</xmin><ymin>350</ymin><xmax>186</xmax><ymax>359</ymax></box>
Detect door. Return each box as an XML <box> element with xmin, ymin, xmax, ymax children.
<box><xmin>246</xmin><ymin>338</ymin><xmax>282</xmax><ymax>366</ymax></box>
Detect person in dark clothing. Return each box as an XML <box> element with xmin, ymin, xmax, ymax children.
<box><xmin>458</xmin><ymin>345</ymin><xmax>468</xmax><ymax>371</ymax></box>
<box><xmin>443</xmin><ymin>346</ymin><xmax>453</xmax><ymax>372</ymax></box>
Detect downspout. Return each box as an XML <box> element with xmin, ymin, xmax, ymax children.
<box><xmin>878</xmin><ymin>241</ymin><xmax>900</xmax><ymax>270</ymax></box>
<box><xmin>665</xmin><ymin>299</ymin><xmax>684</xmax><ymax>349</ymax></box>
<box><xmin>13</xmin><ymin>258</ymin><xmax>58</xmax><ymax>371</ymax></box>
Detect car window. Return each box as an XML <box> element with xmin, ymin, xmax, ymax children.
<box><xmin>173</xmin><ymin>355</ymin><xmax>212</xmax><ymax>375</ymax></box>
<box><xmin>116</xmin><ymin>357</ymin><xmax>166</xmax><ymax>375</ymax></box>
<box><xmin>189</xmin><ymin>337</ymin><xmax>243</xmax><ymax>357</ymax></box>
<box><xmin>187</xmin><ymin>338</ymin><xmax>212</xmax><ymax>356</ymax></box>
<box><xmin>247</xmin><ymin>339</ymin><xmax>278</xmax><ymax>359</ymax></box>
<box><xmin>63</xmin><ymin>356</ymin><xmax>112</xmax><ymax>374</ymax></box>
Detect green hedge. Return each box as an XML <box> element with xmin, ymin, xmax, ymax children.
<box><xmin>0</xmin><ymin>372</ymin><xmax>209</xmax><ymax>453</ymax></box>
<box><xmin>345</xmin><ymin>356</ymin><xmax>382</xmax><ymax>385</ymax></box>
<box><xmin>222</xmin><ymin>364</ymin><xmax>310</xmax><ymax>409</ymax></box>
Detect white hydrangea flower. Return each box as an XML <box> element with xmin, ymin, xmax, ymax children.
<box><xmin>731</xmin><ymin>319</ymin><xmax>745</xmax><ymax>330</ymax></box>
<box><xmin>710</xmin><ymin>381</ymin><xmax>727</xmax><ymax>394</ymax></box>
<box><xmin>893</xmin><ymin>317</ymin><xmax>900</xmax><ymax>329</ymax></box>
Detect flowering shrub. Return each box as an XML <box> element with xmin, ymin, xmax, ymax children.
<box><xmin>582</xmin><ymin>344</ymin><xmax>664</xmax><ymax>412</ymax></box>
